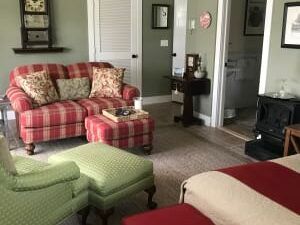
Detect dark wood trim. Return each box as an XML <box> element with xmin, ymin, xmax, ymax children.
<box><xmin>281</xmin><ymin>2</ymin><xmax>300</xmax><ymax>49</ymax></box>
<box><xmin>25</xmin><ymin>143</ymin><xmax>35</xmax><ymax>155</ymax></box>
<box><xmin>13</xmin><ymin>47</ymin><xmax>65</xmax><ymax>54</ymax></box>
<box><xmin>145</xmin><ymin>185</ymin><xmax>157</xmax><ymax>209</ymax></box>
<box><xmin>77</xmin><ymin>206</ymin><xmax>90</xmax><ymax>225</ymax></box>
<box><xmin>98</xmin><ymin>208</ymin><xmax>114</xmax><ymax>225</ymax></box>
<box><xmin>165</xmin><ymin>76</ymin><xmax>211</xmax><ymax>127</ymax></box>
<box><xmin>143</xmin><ymin>144</ymin><xmax>153</xmax><ymax>155</ymax></box>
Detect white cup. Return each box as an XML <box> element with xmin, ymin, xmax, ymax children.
<box><xmin>134</xmin><ymin>97</ymin><xmax>143</xmax><ymax>110</ymax></box>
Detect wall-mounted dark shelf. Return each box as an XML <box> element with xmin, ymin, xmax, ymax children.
<box><xmin>13</xmin><ymin>47</ymin><xmax>65</xmax><ymax>54</ymax></box>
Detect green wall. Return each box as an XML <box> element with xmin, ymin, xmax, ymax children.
<box><xmin>186</xmin><ymin>0</ymin><xmax>218</xmax><ymax>116</ymax></box>
<box><xmin>229</xmin><ymin>0</ymin><xmax>263</xmax><ymax>53</ymax></box>
<box><xmin>266</xmin><ymin>0</ymin><xmax>300</xmax><ymax>96</ymax></box>
<box><xmin>0</xmin><ymin>0</ymin><xmax>89</xmax><ymax>95</ymax></box>
<box><xmin>142</xmin><ymin>0</ymin><xmax>174</xmax><ymax>97</ymax></box>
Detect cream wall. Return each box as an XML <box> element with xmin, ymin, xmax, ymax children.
<box><xmin>229</xmin><ymin>0</ymin><xmax>263</xmax><ymax>53</ymax></box>
<box><xmin>265</xmin><ymin>0</ymin><xmax>300</xmax><ymax>96</ymax></box>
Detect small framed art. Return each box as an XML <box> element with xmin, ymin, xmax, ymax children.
<box><xmin>281</xmin><ymin>2</ymin><xmax>300</xmax><ymax>49</ymax></box>
<box><xmin>244</xmin><ymin>0</ymin><xmax>266</xmax><ymax>36</ymax></box>
<box><xmin>152</xmin><ymin>4</ymin><xmax>169</xmax><ymax>29</ymax></box>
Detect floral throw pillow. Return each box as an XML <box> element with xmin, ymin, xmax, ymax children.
<box><xmin>17</xmin><ymin>71</ymin><xmax>59</xmax><ymax>106</ymax></box>
<box><xmin>57</xmin><ymin>78</ymin><xmax>90</xmax><ymax>101</ymax></box>
<box><xmin>89</xmin><ymin>67</ymin><xmax>125</xmax><ymax>98</ymax></box>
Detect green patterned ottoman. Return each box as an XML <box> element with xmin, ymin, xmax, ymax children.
<box><xmin>48</xmin><ymin>143</ymin><xmax>157</xmax><ymax>225</ymax></box>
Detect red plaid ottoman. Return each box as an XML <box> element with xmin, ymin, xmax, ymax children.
<box><xmin>122</xmin><ymin>204</ymin><xmax>215</xmax><ymax>225</ymax></box>
<box><xmin>85</xmin><ymin>115</ymin><xmax>155</xmax><ymax>154</ymax></box>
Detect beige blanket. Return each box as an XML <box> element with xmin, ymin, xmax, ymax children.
<box><xmin>180</xmin><ymin>155</ymin><xmax>300</xmax><ymax>225</ymax></box>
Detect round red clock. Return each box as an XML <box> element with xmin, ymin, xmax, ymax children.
<box><xmin>199</xmin><ymin>11</ymin><xmax>212</xmax><ymax>29</ymax></box>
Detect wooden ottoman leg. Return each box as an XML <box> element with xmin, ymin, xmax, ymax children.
<box><xmin>145</xmin><ymin>185</ymin><xmax>157</xmax><ymax>209</ymax></box>
<box><xmin>78</xmin><ymin>206</ymin><xmax>90</xmax><ymax>225</ymax></box>
<box><xmin>25</xmin><ymin>143</ymin><xmax>35</xmax><ymax>155</ymax></box>
<box><xmin>98</xmin><ymin>208</ymin><xmax>114</xmax><ymax>225</ymax></box>
<box><xmin>143</xmin><ymin>144</ymin><xmax>153</xmax><ymax>155</ymax></box>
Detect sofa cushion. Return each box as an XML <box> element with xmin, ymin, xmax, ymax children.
<box><xmin>20</xmin><ymin>100</ymin><xmax>87</xmax><ymax>128</ymax></box>
<box><xmin>85</xmin><ymin>115</ymin><xmax>155</xmax><ymax>140</ymax></box>
<box><xmin>76</xmin><ymin>98</ymin><xmax>133</xmax><ymax>116</ymax></box>
<box><xmin>17</xmin><ymin>71</ymin><xmax>60</xmax><ymax>106</ymax></box>
<box><xmin>67</xmin><ymin>62</ymin><xmax>113</xmax><ymax>80</ymax></box>
<box><xmin>57</xmin><ymin>78</ymin><xmax>90</xmax><ymax>101</ymax></box>
<box><xmin>90</xmin><ymin>68</ymin><xmax>125</xmax><ymax>98</ymax></box>
<box><xmin>0</xmin><ymin>136</ymin><xmax>17</xmax><ymax>175</ymax></box>
<box><xmin>10</xmin><ymin>64</ymin><xmax>68</xmax><ymax>87</ymax></box>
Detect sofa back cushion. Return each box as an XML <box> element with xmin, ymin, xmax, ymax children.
<box><xmin>57</xmin><ymin>77</ymin><xmax>90</xmax><ymax>101</ymax></box>
<box><xmin>10</xmin><ymin>64</ymin><xmax>68</xmax><ymax>87</ymax></box>
<box><xmin>67</xmin><ymin>62</ymin><xmax>113</xmax><ymax>80</ymax></box>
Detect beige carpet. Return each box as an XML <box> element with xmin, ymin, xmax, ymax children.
<box><xmin>10</xmin><ymin>103</ymin><xmax>254</xmax><ymax>225</ymax></box>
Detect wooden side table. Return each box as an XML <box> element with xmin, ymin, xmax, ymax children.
<box><xmin>164</xmin><ymin>76</ymin><xmax>211</xmax><ymax>127</ymax></box>
<box><xmin>0</xmin><ymin>97</ymin><xmax>11</xmax><ymax>137</ymax></box>
<box><xmin>283</xmin><ymin>124</ymin><xmax>300</xmax><ymax>156</ymax></box>
<box><xmin>0</xmin><ymin>96</ymin><xmax>19</xmax><ymax>149</ymax></box>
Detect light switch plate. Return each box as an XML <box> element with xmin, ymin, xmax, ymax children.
<box><xmin>160</xmin><ymin>40</ymin><xmax>169</xmax><ymax>47</ymax></box>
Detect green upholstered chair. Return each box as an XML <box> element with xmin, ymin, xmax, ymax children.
<box><xmin>49</xmin><ymin>143</ymin><xmax>157</xmax><ymax>225</ymax></box>
<box><xmin>0</xmin><ymin>136</ymin><xmax>89</xmax><ymax>225</ymax></box>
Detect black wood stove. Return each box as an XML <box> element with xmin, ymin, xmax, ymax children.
<box><xmin>245</xmin><ymin>95</ymin><xmax>300</xmax><ymax>160</ymax></box>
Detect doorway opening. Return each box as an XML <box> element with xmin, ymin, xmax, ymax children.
<box><xmin>212</xmin><ymin>0</ymin><xmax>274</xmax><ymax>140</ymax></box>
<box><xmin>222</xmin><ymin>0</ymin><xmax>266</xmax><ymax>140</ymax></box>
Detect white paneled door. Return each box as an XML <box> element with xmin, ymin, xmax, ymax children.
<box><xmin>172</xmin><ymin>0</ymin><xmax>188</xmax><ymax>71</ymax></box>
<box><xmin>87</xmin><ymin>0</ymin><xmax>142</xmax><ymax>90</ymax></box>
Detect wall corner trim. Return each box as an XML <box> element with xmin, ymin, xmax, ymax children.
<box><xmin>259</xmin><ymin>0</ymin><xmax>274</xmax><ymax>95</ymax></box>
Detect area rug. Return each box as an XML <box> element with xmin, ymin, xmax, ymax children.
<box><xmin>10</xmin><ymin>103</ymin><xmax>254</xmax><ymax>225</ymax></box>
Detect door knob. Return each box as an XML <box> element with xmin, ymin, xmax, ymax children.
<box><xmin>172</xmin><ymin>53</ymin><xmax>177</xmax><ymax>57</ymax></box>
<box><xmin>132</xmin><ymin>54</ymin><xmax>138</xmax><ymax>59</ymax></box>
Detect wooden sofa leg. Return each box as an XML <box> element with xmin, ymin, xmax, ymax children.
<box><xmin>78</xmin><ymin>206</ymin><xmax>90</xmax><ymax>225</ymax></box>
<box><xmin>145</xmin><ymin>185</ymin><xmax>157</xmax><ymax>209</ymax></box>
<box><xmin>143</xmin><ymin>144</ymin><xmax>153</xmax><ymax>155</ymax></box>
<box><xmin>25</xmin><ymin>143</ymin><xmax>35</xmax><ymax>155</ymax></box>
<box><xmin>98</xmin><ymin>208</ymin><xmax>114</xmax><ymax>225</ymax></box>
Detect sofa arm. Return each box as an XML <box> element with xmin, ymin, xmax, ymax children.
<box><xmin>122</xmin><ymin>84</ymin><xmax>140</xmax><ymax>101</ymax></box>
<box><xmin>11</xmin><ymin>161</ymin><xmax>80</xmax><ymax>192</ymax></box>
<box><xmin>6</xmin><ymin>86</ymin><xmax>33</xmax><ymax>113</ymax></box>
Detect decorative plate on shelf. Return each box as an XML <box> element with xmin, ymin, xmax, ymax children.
<box><xmin>199</xmin><ymin>11</ymin><xmax>212</xmax><ymax>29</ymax></box>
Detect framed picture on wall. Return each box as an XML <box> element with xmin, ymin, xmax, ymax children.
<box><xmin>281</xmin><ymin>2</ymin><xmax>300</xmax><ymax>49</ymax></box>
<box><xmin>244</xmin><ymin>0</ymin><xmax>266</xmax><ymax>36</ymax></box>
<box><xmin>152</xmin><ymin>4</ymin><xmax>170</xmax><ymax>29</ymax></box>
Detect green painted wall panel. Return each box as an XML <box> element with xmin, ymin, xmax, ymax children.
<box><xmin>142</xmin><ymin>0</ymin><xmax>174</xmax><ymax>97</ymax></box>
<box><xmin>266</xmin><ymin>0</ymin><xmax>300</xmax><ymax>96</ymax></box>
<box><xmin>0</xmin><ymin>0</ymin><xmax>89</xmax><ymax>95</ymax></box>
<box><xmin>186</xmin><ymin>0</ymin><xmax>218</xmax><ymax>116</ymax></box>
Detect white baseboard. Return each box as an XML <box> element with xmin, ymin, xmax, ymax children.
<box><xmin>0</xmin><ymin>110</ymin><xmax>16</xmax><ymax>121</ymax></box>
<box><xmin>143</xmin><ymin>95</ymin><xmax>172</xmax><ymax>105</ymax></box>
<box><xmin>193</xmin><ymin>111</ymin><xmax>211</xmax><ymax>126</ymax></box>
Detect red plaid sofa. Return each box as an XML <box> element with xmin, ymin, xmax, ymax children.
<box><xmin>6</xmin><ymin>62</ymin><xmax>140</xmax><ymax>155</ymax></box>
